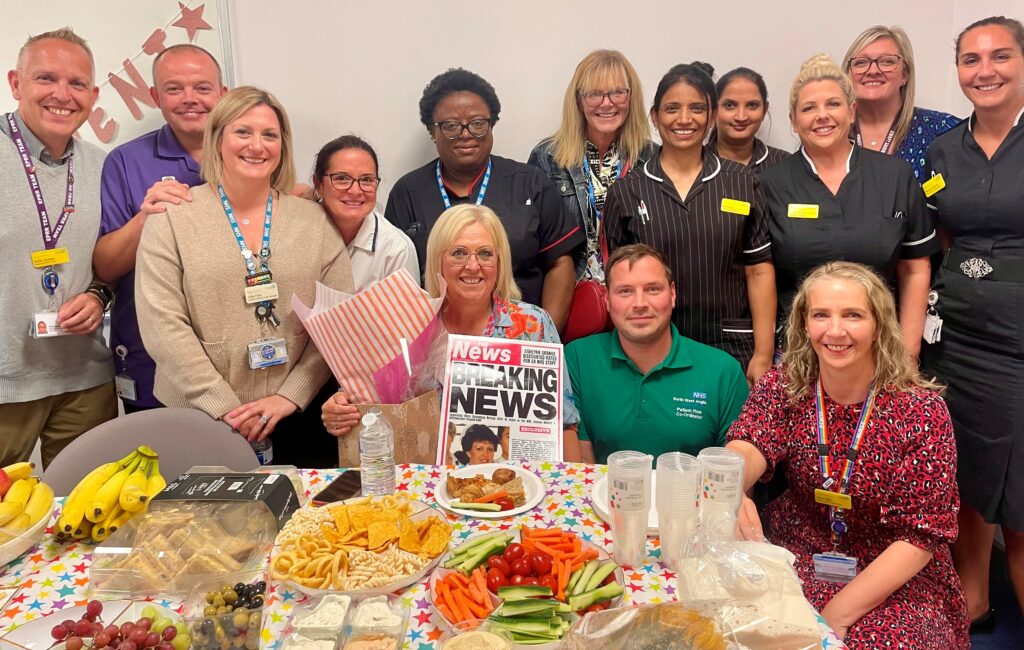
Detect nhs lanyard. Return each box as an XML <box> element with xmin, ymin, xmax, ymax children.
<box><xmin>853</xmin><ymin>118</ymin><xmax>898</xmax><ymax>155</ymax></box>
<box><xmin>217</xmin><ymin>184</ymin><xmax>272</xmax><ymax>274</ymax></box>
<box><xmin>814</xmin><ymin>378</ymin><xmax>877</xmax><ymax>495</ymax></box>
<box><xmin>6</xmin><ymin>113</ymin><xmax>74</xmax><ymax>249</ymax></box>
<box><xmin>583</xmin><ymin>157</ymin><xmax>624</xmax><ymax>226</ymax></box>
<box><xmin>436</xmin><ymin>157</ymin><xmax>491</xmax><ymax>209</ymax></box>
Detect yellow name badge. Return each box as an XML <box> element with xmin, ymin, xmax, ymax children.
<box><xmin>30</xmin><ymin>247</ymin><xmax>70</xmax><ymax>268</ymax></box>
<box><xmin>720</xmin><ymin>198</ymin><xmax>751</xmax><ymax>216</ymax></box>
<box><xmin>244</xmin><ymin>283</ymin><xmax>279</xmax><ymax>304</ymax></box>
<box><xmin>815</xmin><ymin>488</ymin><xmax>853</xmax><ymax>510</ymax></box>
<box><xmin>787</xmin><ymin>204</ymin><xmax>819</xmax><ymax>219</ymax></box>
<box><xmin>922</xmin><ymin>173</ymin><xmax>946</xmax><ymax>198</ymax></box>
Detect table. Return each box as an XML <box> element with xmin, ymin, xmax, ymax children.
<box><xmin>0</xmin><ymin>463</ymin><xmax>845</xmax><ymax>648</ymax></box>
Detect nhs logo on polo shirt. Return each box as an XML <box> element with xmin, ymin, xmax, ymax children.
<box><xmin>673</xmin><ymin>392</ymin><xmax>708</xmax><ymax>420</ymax></box>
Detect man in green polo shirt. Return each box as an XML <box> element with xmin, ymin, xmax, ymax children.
<box><xmin>568</xmin><ymin>244</ymin><xmax>749</xmax><ymax>464</ymax></box>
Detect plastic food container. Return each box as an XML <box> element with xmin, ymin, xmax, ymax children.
<box><xmin>292</xmin><ymin>594</ymin><xmax>353</xmax><ymax>638</ymax></box>
<box><xmin>89</xmin><ymin>501</ymin><xmax>275</xmax><ymax>598</ymax></box>
<box><xmin>437</xmin><ymin>621</ymin><xmax>514</xmax><ymax>650</ymax></box>
<box><xmin>181</xmin><ymin>568</ymin><xmax>267</xmax><ymax>650</ymax></box>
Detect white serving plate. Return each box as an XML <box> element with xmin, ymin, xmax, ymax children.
<box><xmin>589</xmin><ymin>475</ymin><xmax>659</xmax><ymax>536</ymax></box>
<box><xmin>0</xmin><ymin>600</ymin><xmax>179</xmax><ymax>649</ymax></box>
<box><xmin>435</xmin><ymin>464</ymin><xmax>545</xmax><ymax>519</ymax></box>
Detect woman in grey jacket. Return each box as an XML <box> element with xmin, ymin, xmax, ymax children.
<box><xmin>528</xmin><ymin>50</ymin><xmax>654</xmax><ymax>282</ymax></box>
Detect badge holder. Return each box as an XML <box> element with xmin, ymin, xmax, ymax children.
<box><xmin>114</xmin><ymin>345</ymin><xmax>138</xmax><ymax>401</ymax></box>
<box><xmin>248</xmin><ymin>301</ymin><xmax>287</xmax><ymax>369</ymax></box>
<box><xmin>923</xmin><ymin>290</ymin><xmax>943</xmax><ymax>344</ymax></box>
<box><xmin>31</xmin><ymin>268</ymin><xmax>68</xmax><ymax>338</ymax></box>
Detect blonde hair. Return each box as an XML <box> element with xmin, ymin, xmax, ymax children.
<box><xmin>548</xmin><ymin>50</ymin><xmax>650</xmax><ymax>169</ymax></box>
<box><xmin>424</xmin><ymin>205</ymin><xmax>520</xmax><ymax>303</ymax></box>
<box><xmin>18</xmin><ymin>27</ymin><xmax>93</xmax><ymax>74</ymax></box>
<box><xmin>843</xmin><ymin>26</ymin><xmax>916</xmax><ymax>152</ymax></box>
<box><xmin>788</xmin><ymin>54</ymin><xmax>857</xmax><ymax>118</ymax></box>
<box><xmin>201</xmin><ymin>86</ymin><xmax>296</xmax><ymax>193</ymax></box>
<box><xmin>782</xmin><ymin>261</ymin><xmax>940</xmax><ymax>400</ymax></box>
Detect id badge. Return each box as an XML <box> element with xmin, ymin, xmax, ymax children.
<box><xmin>29</xmin><ymin>311</ymin><xmax>68</xmax><ymax>338</ymax></box>
<box><xmin>814</xmin><ymin>488</ymin><xmax>852</xmax><ymax>510</ymax></box>
<box><xmin>31</xmin><ymin>247</ymin><xmax>70</xmax><ymax>268</ymax></box>
<box><xmin>812</xmin><ymin>552</ymin><xmax>858</xmax><ymax>583</ymax></box>
<box><xmin>248</xmin><ymin>337</ymin><xmax>288</xmax><ymax>369</ymax></box>
<box><xmin>115</xmin><ymin>374</ymin><xmax>138</xmax><ymax>401</ymax></box>
<box><xmin>244</xmin><ymin>283</ymin><xmax>279</xmax><ymax>304</ymax></box>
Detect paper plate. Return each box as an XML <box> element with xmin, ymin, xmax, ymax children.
<box><xmin>590</xmin><ymin>475</ymin><xmax>659</xmax><ymax>536</ymax></box>
<box><xmin>273</xmin><ymin>497</ymin><xmax>449</xmax><ymax>597</ymax></box>
<box><xmin>435</xmin><ymin>464</ymin><xmax>545</xmax><ymax>519</ymax></box>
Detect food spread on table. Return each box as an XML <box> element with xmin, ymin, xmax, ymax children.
<box><xmin>446</xmin><ymin>468</ymin><xmax>525</xmax><ymax>512</ymax></box>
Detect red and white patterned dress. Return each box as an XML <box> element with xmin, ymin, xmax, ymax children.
<box><xmin>727</xmin><ymin>368</ymin><xmax>969</xmax><ymax>649</ymax></box>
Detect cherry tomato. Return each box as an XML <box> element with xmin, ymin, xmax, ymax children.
<box><xmin>486</xmin><ymin>567</ymin><xmax>508</xmax><ymax>592</ymax></box>
<box><xmin>601</xmin><ymin>572</ymin><xmax>616</xmax><ymax>586</ymax></box>
<box><xmin>583</xmin><ymin>601</ymin><xmax>611</xmax><ymax>614</ymax></box>
<box><xmin>495</xmin><ymin>497</ymin><xmax>516</xmax><ymax>511</ymax></box>
<box><xmin>522</xmin><ymin>577</ymin><xmax>540</xmax><ymax>586</ymax></box>
<box><xmin>539</xmin><ymin>575</ymin><xmax>558</xmax><ymax>593</ymax></box>
<box><xmin>528</xmin><ymin>551</ymin><xmax>553</xmax><ymax>576</ymax></box>
<box><xmin>510</xmin><ymin>574</ymin><xmax>526</xmax><ymax>586</ymax></box>
<box><xmin>503</xmin><ymin>542</ymin><xmax>526</xmax><ymax>563</ymax></box>
<box><xmin>510</xmin><ymin>557</ymin><xmax>533</xmax><ymax>577</ymax></box>
<box><xmin>487</xmin><ymin>555</ymin><xmax>512</xmax><ymax>578</ymax></box>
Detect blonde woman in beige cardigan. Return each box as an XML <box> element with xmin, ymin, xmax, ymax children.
<box><xmin>136</xmin><ymin>87</ymin><xmax>353</xmax><ymax>463</ymax></box>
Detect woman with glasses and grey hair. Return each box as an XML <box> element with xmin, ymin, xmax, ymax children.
<box><xmin>842</xmin><ymin>25</ymin><xmax>959</xmax><ymax>181</ymax></box>
<box><xmin>385</xmin><ymin>68</ymin><xmax>584</xmax><ymax>334</ymax></box>
<box><xmin>528</xmin><ymin>49</ymin><xmax>655</xmax><ymax>282</ymax></box>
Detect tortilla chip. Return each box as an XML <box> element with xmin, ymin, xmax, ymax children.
<box><xmin>348</xmin><ymin>505</ymin><xmax>379</xmax><ymax>532</ymax></box>
<box><xmin>367</xmin><ymin>520</ymin><xmax>400</xmax><ymax>550</ymax></box>
<box><xmin>397</xmin><ymin>518</ymin><xmax>421</xmax><ymax>553</ymax></box>
<box><xmin>320</xmin><ymin>524</ymin><xmax>341</xmax><ymax>545</ymax></box>
<box><xmin>329</xmin><ymin>505</ymin><xmax>350</xmax><ymax>536</ymax></box>
<box><xmin>420</xmin><ymin>523</ymin><xmax>450</xmax><ymax>557</ymax></box>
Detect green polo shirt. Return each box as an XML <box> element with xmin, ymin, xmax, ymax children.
<box><xmin>565</xmin><ymin>325</ymin><xmax>749</xmax><ymax>464</ymax></box>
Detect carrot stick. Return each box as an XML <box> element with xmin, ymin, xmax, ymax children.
<box><xmin>450</xmin><ymin>572</ymin><xmax>470</xmax><ymax>588</ymax></box>
<box><xmin>437</xmin><ymin>580</ymin><xmax>465</xmax><ymax>622</ymax></box>
<box><xmin>522</xmin><ymin>528</ymin><xmax>563</xmax><ymax>539</ymax></box>
<box><xmin>437</xmin><ymin>602</ymin><xmax>457</xmax><ymax>623</ymax></box>
<box><xmin>534</xmin><ymin>541</ymin><xmax>563</xmax><ymax>559</ymax></box>
<box><xmin>457</xmin><ymin>590</ymin><xmax>490</xmax><ymax>619</ymax></box>
<box><xmin>473</xmin><ymin>490</ymin><xmax>508</xmax><ymax>504</ymax></box>
<box><xmin>473</xmin><ymin>566</ymin><xmax>488</xmax><ymax>600</ymax></box>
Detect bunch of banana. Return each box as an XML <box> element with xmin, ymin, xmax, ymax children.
<box><xmin>0</xmin><ymin>462</ymin><xmax>55</xmax><ymax>544</ymax></box>
<box><xmin>56</xmin><ymin>445</ymin><xmax>167</xmax><ymax>543</ymax></box>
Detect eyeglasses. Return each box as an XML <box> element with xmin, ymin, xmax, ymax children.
<box><xmin>849</xmin><ymin>54</ymin><xmax>903</xmax><ymax>73</ymax></box>
<box><xmin>433</xmin><ymin>119</ymin><xmax>492</xmax><ymax>140</ymax></box>
<box><xmin>581</xmin><ymin>88</ymin><xmax>630</xmax><ymax>107</ymax></box>
<box><xmin>324</xmin><ymin>173</ymin><xmax>380</xmax><ymax>192</ymax></box>
<box><xmin>447</xmin><ymin>247</ymin><xmax>497</xmax><ymax>267</ymax></box>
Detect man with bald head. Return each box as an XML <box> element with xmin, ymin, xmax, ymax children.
<box><xmin>94</xmin><ymin>44</ymin><xmax>227</xmax><ymax>411</ymax></box>
<box><xmin>1</xmin><ymin>27</ymin><xmax>117</xmax><ymax>467</ymax></box>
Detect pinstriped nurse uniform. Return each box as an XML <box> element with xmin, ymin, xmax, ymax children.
<box><xmin>602</xmin><ymin>147</ymin><xmax>772</xmax><ymax>369</ymax></box>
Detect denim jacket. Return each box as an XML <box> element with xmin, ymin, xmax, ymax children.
<box><xmin>528</xmin><ymin>138</ymin><xmax>656</xmax><ymax>279</ymax></box>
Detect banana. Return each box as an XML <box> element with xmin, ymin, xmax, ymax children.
<box><xmin>146</xmin><ymin>458</ymin><xmax>167</xmax><ymax>500</ymax></box>
<box><xmin>0</xmin><ymin>503</ymin><xmax>23</xmax><ymax>526</ymax></box>
<box><xmin>93</xmin><ymin>505</ymin><xmax>133</xmax><ymax>542</ymax></box>
<box><xmin>71</xmin><ymin>520</ymin><xmax>92</xmax><ymax>540</ymax></box>
<box><xmin>1</xmin><ymin>462</ymin><xmax>35</xmax><ymax>482</ymax></box>
<box><xmin>119</xmin><ymin>458</ymin><xmax>150</xmax><ymax>513</ymax></box>
<box><xmin>4</xmin><ymin>513</ymin><xmax>31</xmax><ymax>533</ymax></box>
<box><xmin>22</xmin><ymin>481</ymin><xmax>54</xmax><ymax>527</ymax></box>
<box><xmin>86</xmin><ymin>455</ymin><xmax>142</xmax><ymax>523</ymax></box>
<box><xmin>60</xmin><ymin>451</ymin><xmax>137</xmax><ymax>532</ymax></box>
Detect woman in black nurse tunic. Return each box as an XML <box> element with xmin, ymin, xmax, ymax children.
<box><xmin>921</xmin><ymin>16</ymin><xmax>1024</xmax><ymax>630</ymax></box>
<box><xmin>759</xmin><ymin>54</ymin><xmax>938</xmax><ymax>360</ymax></box>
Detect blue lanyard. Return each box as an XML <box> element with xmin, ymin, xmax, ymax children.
<box><xmin>583</xmin><ymin>157</ymin><xmax>623</xmax><ymax>226</ymax></box>
<box><xmin>217</xmin><ymin>184</ymin><xmax>272</xmax><ymax>274</ymax></box>
<box><xmin>436</xmin><ymin>157</ymin><xmax>491</xmax><ymax>209</ymax></box>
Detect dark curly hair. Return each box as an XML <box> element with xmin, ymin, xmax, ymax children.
<box><xmin>453</xmin><ymin>424</ymin><xmax>500</xmax><ymax>465</ymax></box>
<box><xmin>418</xmin><ymin>68</ymin><xmax>501</xmax><ymax>132</ymax></box>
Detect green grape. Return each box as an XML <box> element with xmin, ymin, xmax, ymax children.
<box><xmin>175</xmin><ymin>622</ymin><xmax>189</xmax><ymax>636</ymax></box>
<box><xmin>171</xmin><ymin>634</ymin><xmax>191</xmax><ymax>650</ymax></box>
<box><xmin>154</xmin><ymin>617</ymin><xmax>173</xmax><ymax>632</ymax></box>
<box><xmin>141</xmin><ymin>606</ymin><xmax>158</xmax><ymax>621</ymax></box>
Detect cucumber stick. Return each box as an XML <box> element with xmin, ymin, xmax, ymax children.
<box><xmin>450</xmin><ymin>501</ymin><xmax>502</xmax><ymax>511</ymax></box>
<box><xmin>585</xmin><ymin>560</ymin><xmax>618</xmax><ymax>592</ymax></box>
<box><xmin>571</xmin><ymin>559</ymin><xmax>601</xmax><ymax>596</ymax></box>
<box><xmin>568</xmin><ymin>582</ymin><xmax>625</xmax><ymax>612</ymax></box>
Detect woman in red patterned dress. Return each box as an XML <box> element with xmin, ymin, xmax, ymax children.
<box><xmin>726</xmin><ymin>261</ymin><xmax>968</xmax><ymax>648</ymax></box>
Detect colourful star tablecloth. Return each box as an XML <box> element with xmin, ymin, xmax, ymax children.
<box><xmin>0</xmin><ymin>463</ymin><xmax>845</xmax><ymax>648</ymax></box>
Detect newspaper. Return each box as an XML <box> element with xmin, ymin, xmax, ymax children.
<box><xmin>437</xmin><ymin>334</ymin><xmax>563</xmax><ymax>465</ymax></box>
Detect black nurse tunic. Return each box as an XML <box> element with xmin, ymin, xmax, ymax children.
<box><xmin>922</xmin><ymin>109</ymin><xmax>1024</xmax><ymax>529</ymax></box>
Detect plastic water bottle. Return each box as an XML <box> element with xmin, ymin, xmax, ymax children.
<box><xmin>359</xmin><ymin>410</ymin><xmax>395</xmax><ymax>496</ymax></box>
<box><xmin>251</xmin><ymin>438</ymin><xmax>273</xmax><ymax>465</ymax></box>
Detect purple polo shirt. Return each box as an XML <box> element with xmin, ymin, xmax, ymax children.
<box><xmin>99</xmin><ymin>125</ymin><xmax>203</xmax><ymax>406</ymax></box>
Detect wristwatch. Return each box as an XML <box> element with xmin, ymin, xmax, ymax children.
<box><xmin>87</xmin><ymin>282</ymin><xmax>115</xmax><ymax>312</ymax></box>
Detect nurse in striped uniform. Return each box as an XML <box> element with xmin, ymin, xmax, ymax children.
<box><xmin>603</xmin><ymin>62</ymin><xmax>777</xmax><ymax>385</ymax></box>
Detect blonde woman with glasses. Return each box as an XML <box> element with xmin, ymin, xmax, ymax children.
<box><xmin>842</xmin><ymin>25</ymin><xmax>959</xmax><ymax>181</ymax></box>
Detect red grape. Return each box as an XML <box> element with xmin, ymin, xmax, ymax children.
<box><xmin>87</xmin><ymin>600</ymin><xmax>103</xmax><ymax>617</ymax></box>
<box><xmin>136</xmin><ymin>618</ymin><xmax>153</xmax><ymax>631</ymax></box>
<box><xmin>105</xmin><ymin>625</ymin><xmax>120</xmax><ymax>637</ymax></box>
<box><xmin>73</xmin><ymin>620</ymin><xmax>93</xmax><ymax>637</ymax></box>
<box><xmin>62</xmin><ymin>620</ymin><xmax>76</xmax><ymax>630</ymax></box>
<box><xmin>161</xmin><ymin>627</ymin><xmax>177</xmax><ymax>641</ymax></box>
<box><xmin>66</xmin><ymin>637</ymin><xmax>84</xmax><ymax>650</ymax></box>
<box><xmin>120</xmin><ymin>622</ymin><xmax>136</xmax><ymax>637</ymax></box>
<box><xmin>118</xmin><ymin>641</ymin><xmax>138</xmax><ymax>650</ymax></box>
<box><xmin>94</xmin><ymin>632</ymin><xmax>112</xmax><ymax>648</ymax></box>
<box><xmin>50</xmin><ymin>624</ymin><xmax>69</xmax><ymax>641</ymax></box>
<box><xmin>130</xmin><ymin>629</ymin><xmax>148</xmax><ymax>645</ymax></box>
<box><xmin>83</xmin><ymin>611</ymin><xmax>97</xmax><ymax>622</ymax></box>
<box><xmin>156</xmin><ymin>644</ymin><xmax>173</xmax><ymax>650</ymax></box>
<box><xmin>94</xmin><ymin>622</ymin><xmax>104</xmax><ymax>635</ymax></box>
<box><xmin>145</xmin><ymin>632</ymin><xmax>160</xmax><ymax>647</ymax></box>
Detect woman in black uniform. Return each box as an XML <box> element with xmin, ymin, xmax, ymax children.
<box><xmin>922</xmin><ymin>16</ymin><xmax>1024</xmax><ymax>629</ymax></box>
<box><xmin>709</xmin><ymin>67</ymin><xmax>790</xmax><ymax>174</ymax></box>
<box><xmin>603</xmin><ymin>62</ymin><xmax>776</xmax><ymax>385</ymax></box>
<box><xmin>758</xmin><ymin>55</ymin><xmax>937</xmax><ymax>360</ymax></box>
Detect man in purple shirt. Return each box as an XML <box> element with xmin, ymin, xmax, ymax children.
<box><xmin>93</xmin><ymin>44</ymin><xmax>226</xmax><ymax>411</ymax></box>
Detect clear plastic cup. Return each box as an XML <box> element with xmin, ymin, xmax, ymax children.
<box><xmin>698</xmin><ymin>448</ymin><xmax>745</xmax><ymax>542</ymax></box>
<box><xmin>607</xmin><ymin>451</ymin><xmax>653</xmax><ymax>567</ymax></box>
<box><xmin>655</xmin><ymin>452</ymin><xmax>701</xmax><ymax>567</ymax></box>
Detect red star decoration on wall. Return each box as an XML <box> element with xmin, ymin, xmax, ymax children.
<box><xmin>172</xmin><ymin>2</ymin><xmax>213</xmax><ymax>42</ymax></box>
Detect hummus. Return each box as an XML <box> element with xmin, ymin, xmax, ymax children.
<box><xmin>442</xmin><ymin>630</ymin><xmax>512</xmax><ymax>650</ymax></box>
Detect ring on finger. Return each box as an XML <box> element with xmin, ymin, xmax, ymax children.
<box><xmin>258</xmin><ymin>414</ymin><xmax>270</xmax><ymax>425</ymax></box>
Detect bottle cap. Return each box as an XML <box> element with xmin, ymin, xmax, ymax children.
<box><xmin>360</xmin><ymin>413</ymin><xmax>377</xmax><ymax>427</ymax></box>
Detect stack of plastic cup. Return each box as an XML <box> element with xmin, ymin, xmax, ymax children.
<box><xmin>697</xmin><ymin>447</ymin><xmax>745</xmax><ymax>542</ymax></box>
<box><xmin>606</xmin><ymin>450</ymin><xmax>653</xmax><ymax>567</ymax></box>
<box><xmin>655</xmin><ymin>452</ymin><xmax>702</xmax><ymax>568</ymax></box>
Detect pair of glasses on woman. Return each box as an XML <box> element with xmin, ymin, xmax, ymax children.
<box><xmin>580</xmin><ymin>88</ymin><xmax>630</xmax><ymax>107</ymax></box>
<box><xmin>434</xmin><ymin>118</ymin><xmax>492</xmax><ymax>140</ymax></box>
<box><xmin>324</xmin><ymin>173</ymin><xmax>380</xmax><ymax>191</ymax></box>
<box><xmin>849</xmin><ymin>54</ymin><xmax>903</xmax><ymax>73</ymax></box>
<box><xmin>447</xmin><ymin>247</ymin><xmax>497</xmax><ymax>267</ymax></box>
